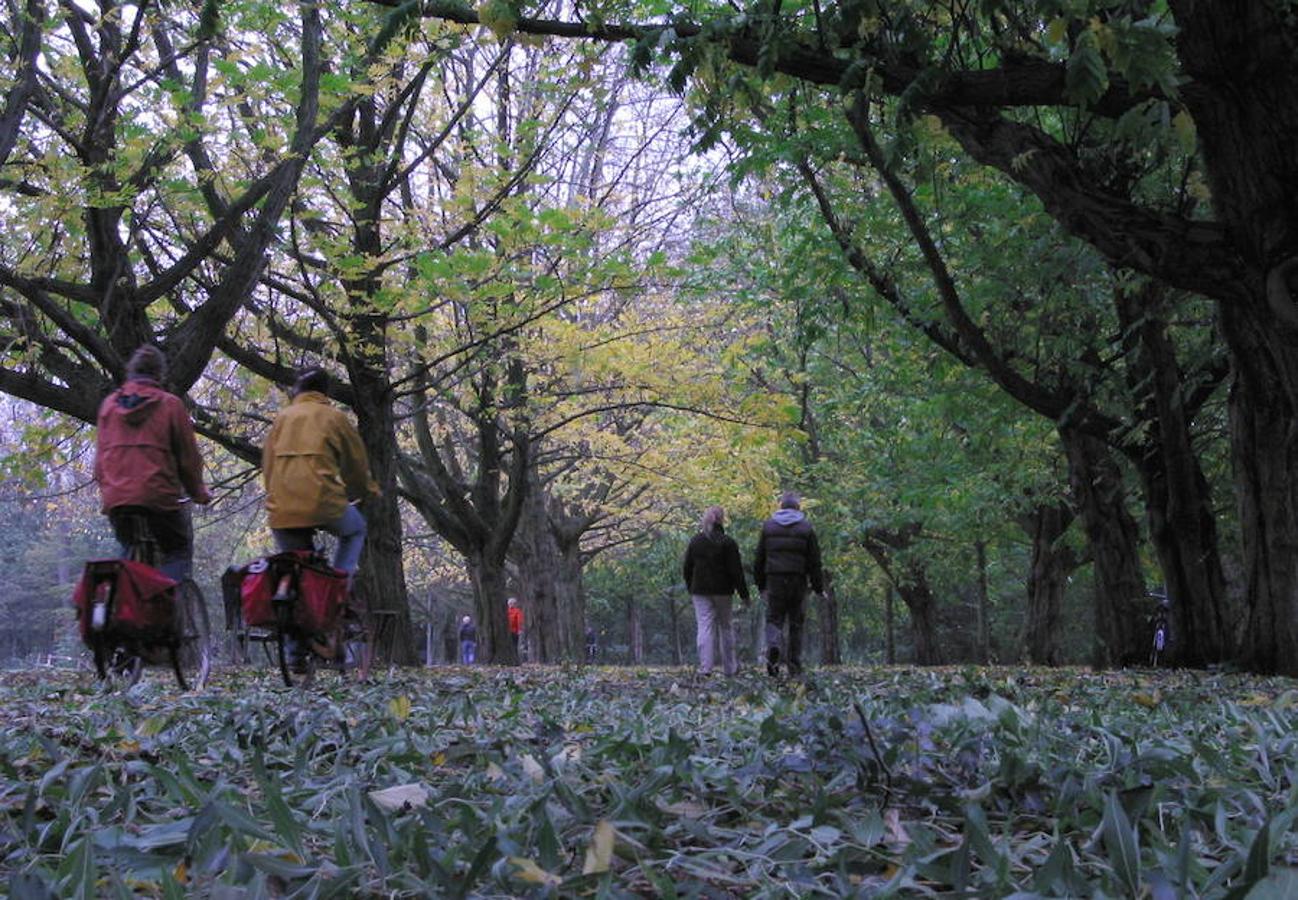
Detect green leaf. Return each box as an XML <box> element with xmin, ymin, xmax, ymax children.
<box><xmin>1102</xmin><ymin>791</ymin><xmax>1141</xmax><ymax>896</ymax></box>
<box><xmin>1065</xmin><ymin>30</ymin><xmax>1109</xmax><ymax>106</ymax></box>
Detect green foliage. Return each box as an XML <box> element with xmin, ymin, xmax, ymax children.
<box><xmin>3</xmin><ymin>667</ymin><xmax>1298</xmax><ymax>894</ymax></box>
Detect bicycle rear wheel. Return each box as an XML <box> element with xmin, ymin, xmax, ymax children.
<box><xmin>172</xmin><ymin>579</ymin><xmax>212</xmax><ymax>690</ymax></box>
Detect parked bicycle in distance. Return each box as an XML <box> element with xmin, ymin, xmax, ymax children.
<box><xmin>73</xmin><ymin>506</ymin><xmax>212</xmax><ymax>691</ymax></box>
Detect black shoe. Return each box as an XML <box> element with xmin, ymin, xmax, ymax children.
<box><xmin>766</xmin><ymin>646</ymin><xmax>780</xmax><ymax>677</ymax></box>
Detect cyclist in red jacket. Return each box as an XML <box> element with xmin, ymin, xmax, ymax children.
<box><xmin>94</xmin><ymin>346</ymin><xmax>211</xmax><ymax>580</ymax></box>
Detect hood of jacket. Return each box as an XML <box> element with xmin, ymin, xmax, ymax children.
<box><xmin>772</xmin><ymin>509</ymin><xmax>806</xmax><ymax>527</ymax></box>
<box><xmin>113</xmin><ymin>377</ymin><xmax>166</xmax><ymax>426</ymax></box>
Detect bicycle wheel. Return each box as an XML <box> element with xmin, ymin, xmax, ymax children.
<box><xmin>171</xmin><ymin>580</ymin><xmax>212</xmax><ymax>690</ymax></box>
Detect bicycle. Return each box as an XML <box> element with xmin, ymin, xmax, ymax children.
<box><xmin>75</xmin><ymin>507</ymin><xmax>212</xmax><ymax>691</ymax></box>
<box><xmin>225</xmin><ymin>545</ymin><xmax>371</xmax><ymax>688</ymax></box>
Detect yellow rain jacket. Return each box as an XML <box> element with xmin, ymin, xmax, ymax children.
<box><xmin>262</xmin><ymin>392</ymin><xmax>380</xmax><ymax>529</ymax></box>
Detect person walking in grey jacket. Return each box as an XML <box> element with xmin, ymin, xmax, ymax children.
<box><xmin>683</xmin><ymin>506</ymin><xmax>751</xmax><ymax>676</ymax></box>
<box><xmin>754</xmin><ymin>492</ymin><xmax>824</xmax><ymax>677</ymax></box>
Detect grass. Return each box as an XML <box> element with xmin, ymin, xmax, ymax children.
<box><xmin>2</xmin><ymin>663</ymin><xmax>1298</xmax><ymax>897</ymax></box>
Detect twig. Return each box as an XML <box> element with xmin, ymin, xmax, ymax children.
<box><xmin>854</xmin><ymin>699</ymin><xmax>894</xmax><ymax>804</ymax></box>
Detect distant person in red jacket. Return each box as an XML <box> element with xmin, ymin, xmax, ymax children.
<box><xmin>507</xmin><ymin>597</ymin><xmax>524</xmax><ymax>656</ymax></box>
<box><xmin>94</xmin><ymin>346</ymin><xmax>211</xmax><ymax>580</ymax></box>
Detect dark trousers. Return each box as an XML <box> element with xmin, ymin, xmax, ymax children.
<box><xmin>108</xmin><ymin>506</ymin><xmax>193</xmax><ymax>581</ymax></box>
<box><xmin>765</xmin><ymin>573</ymin><xmax>807</xmax><ymax>671</ymax></box>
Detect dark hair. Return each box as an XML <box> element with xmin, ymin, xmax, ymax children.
<box><xmin>292</xmin><ymin>366</ymin><xmax>330</xmax><ymax>397</ymax></box>
<box><xmin>125</xmin><ymin>345</ymin><xmax>166</xmax><ymax>381</ymax></box>
<box><xmin>779</xmin><ymin>491</ymin><xmax>801</xmax><ymax>510</ymax></box>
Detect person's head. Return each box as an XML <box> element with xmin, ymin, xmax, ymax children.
<box><xmin>700</xmin><ymin>505</ymin><xmax>725</xmax><ymax>532</ymax></box>
<box><xmin>462</xmin><ymin>615</ymin><xmax>471</xmax><ymax>625</ymax></box>
<box><xmin>507</xmin><ymin>597</ymin><xmax>518</xmax><ymax>608</ymax></box>
<box><xmin>125</xmin><ymin>345</ymin><xmax>166</xmax><ymax>382</ymax></box>
<box><xmin>292</xmin><ymin>365</ymin><xmax>330</xmax><ymax>398</ymax></box>
<box><xmin>779</xmin><ymin>491</ymin><xmax>801</xmax><ymax>510</ymax></box>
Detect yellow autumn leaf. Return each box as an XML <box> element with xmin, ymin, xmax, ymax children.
<box><xmin>388</xmin><ymin>695</ymin><xmax>411</xmax><ymax>722</ymax></box>
<box><xmin>510</xmin><ymin>857</ymin><xmax>562</xmax><ymax>886</ymax></box>
<box><xmin>582</xmin><ymin>819</ymin><xmax>616</xmax><ymax>874</ymax></box>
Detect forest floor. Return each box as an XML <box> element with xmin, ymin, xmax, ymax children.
<box><xmin>1</xmin><ymin>663</ymin><xmax>1297</xmax><ymax>897</ymax></box>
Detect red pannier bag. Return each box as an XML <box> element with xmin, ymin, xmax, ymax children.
<box><xmin>72</xmin><ymin>559</ymin><xmax>177</xmax><ymax>643</ymax></box>
<box><xmin>239</xmin><ymin>551</ymin><xmax>348</xmax><ymax>635</ymax></box>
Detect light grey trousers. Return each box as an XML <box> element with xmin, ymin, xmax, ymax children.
<box><xmin>692</xmin><ymin>594</ymin><xmax>738</xmax><ymax>675</ymax></box>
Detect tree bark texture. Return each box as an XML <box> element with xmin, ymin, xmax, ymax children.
<box><xmin>350</xmin><ymin>377</ymin><xmax>415</xmax><ymax>664</ymax></box>
<box><xmin>819</xmin><ymin>572</ymin><xmax>841</xmax><ymax>665</ymax></box>
<box><xmin>468</xmin><ymin>552</ymin><xmax>516</xmax><ymax>665</ymax></box>
<box><xmin>1059</xmin><ymin>428</ymin><xmax>1146</xmax><ymax>666</ymax></box>
<box><xmin>509</xmin><ymin>463</ymin><xmax>588</xmax><ymax>662</ymax></box>
<box><xmin>1020</xmin><ymin>503</ymin><xmax>1077</xmax><ymax>667</ymax></box>
<box><xmin>1114</xmin><ymin>286</ymin><xmax>1231</xmax><ymax>666</ymax></box>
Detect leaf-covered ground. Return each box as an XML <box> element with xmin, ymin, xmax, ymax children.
<box><xmin>2</xmin><ymin>664</ymin><xmax>1298</xmax><ymax>898</ymax></box>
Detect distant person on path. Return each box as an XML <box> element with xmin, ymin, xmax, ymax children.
<box><xmin>507</xmin><ymin>597</ymin><xmax>524</xmax><ymax>657</ymax></box>
<box><xmin>754</xmin><ymin>492</ymin><xmax>824</xmax><ymax>677</ymax></box>
<box><xmin>94</xmin><ymin>346</ymin><xmax>211</xmax><ymax>581</ymax></box>
<box><xmin>682</xmin><ymin>505</ymin><xmax>750</xmax><ymax>676</ymax></box>
<box><xmin>459</xmin><ymin>615</ymin><xmax>477</xmax><ymax>664</ymax></box>
<box><xmin>262</xmin><ymin>366</ymin><xmax>380</xmax><ymax>576</ymax></box>
<box><xmin>585</xmin><ymin>626</ymin><xmax>598</xmax><ymax>663</ymax></box>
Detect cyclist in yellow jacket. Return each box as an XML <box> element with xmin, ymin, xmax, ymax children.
<box><xmin>262</xmin><ymin>367</ymin><xmax>380</xmax><ymax>574</ymax></box>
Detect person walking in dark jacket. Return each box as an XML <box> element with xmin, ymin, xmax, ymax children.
<box><xmin>683</xmin><ymin>506</ymin><xmax>751</xmax><ymax>676</ymax></box>
<box><xmin>754</xmin><ymin>492</ymin><xmax>824</xmax><ymax>677</ymax></box>
<box><xmin>459</xmin><ymin>615</ymin><xmax>478</xmax><ymax>664</ymax></box>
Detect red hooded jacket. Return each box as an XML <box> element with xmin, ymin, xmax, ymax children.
<box><xmin>94</xmin><ymin>378</ymin><xmax>209</xmax><ymax>512</ymax></box>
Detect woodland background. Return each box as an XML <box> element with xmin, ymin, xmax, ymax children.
<box><xmin>0</xmin><ymin>0</ymin><xmax>1294</xmax><ymax>674</ymax></box>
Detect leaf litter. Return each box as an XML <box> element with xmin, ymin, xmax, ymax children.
<box><xmin>1</xmin><ymin>665</ymin><xmax>1298</xmax><ymax>896</ymax></box>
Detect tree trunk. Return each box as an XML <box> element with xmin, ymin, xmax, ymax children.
<box><xmin>1059</xmin><ymin>428</ymin><xmax>1147</xmax><ymax>666</ymax></box>
<box><xmin>352</xmin><ymin>391</ymin><xmax>415</xmax><ymax>664</ymax></box>
<box><xmin>819</xmin><ymin>572</ymin><xmax>841</xmax><ymax>665</ymax></box>
<box><xmin>554</xmin><ymin>540</ymin><xmax>587</xmax><ymax>662</ymax></box>
<box><xmin>1221</xmin><ymin>306</ymin><xmax>1298</xmax><ymax>675</ymax></box>
<box><xmin>1114</xmin><ymin>285</ymin><xmax>1231</xmax><ymax>666</ymax></box>
<box><xmin>627</xmin><ymin>594</ymin><xmax>643</xmax><ymax>664</ymax></box>
<box><xmin>510</xmin><ymin>465</ymin><xmax>588</xmax><ymax>663</ymax></box>
<box><xmin>899</xmin><ymin>576</ymin><xmax>941</xmax><ymax>665</ymax></box>
<box><xmin>440</xmin><ymin>604</ymin><xmax>459</xmax><ymax>664</ymax></box>
<box><xmin>1020</xmin><ymin>503</ymin><xmax>1076</xmax><ymax>666</ymax></box>
<box><xmin>885</xmin><ymin>584</ymin><xmax>895</xmax><ymax>665</ymax></box>
<box><xmin>469</xmin><ymin>551</ymin><xmax>517</xmax><ymax>665</ymax></box>
<box><xmin>974</xmin><ymin>540</ymin><xmax>990</xmax><ymax>663</ymax></box>
<box><xmin>668</xmin><ymin>591</ymin><xmax>681</xmax><ymax>665</ymax></box>
<box><xmin>863</xmin><ymin>526</ymin><xmax>942</xmax><ymax>665</ymax></box>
